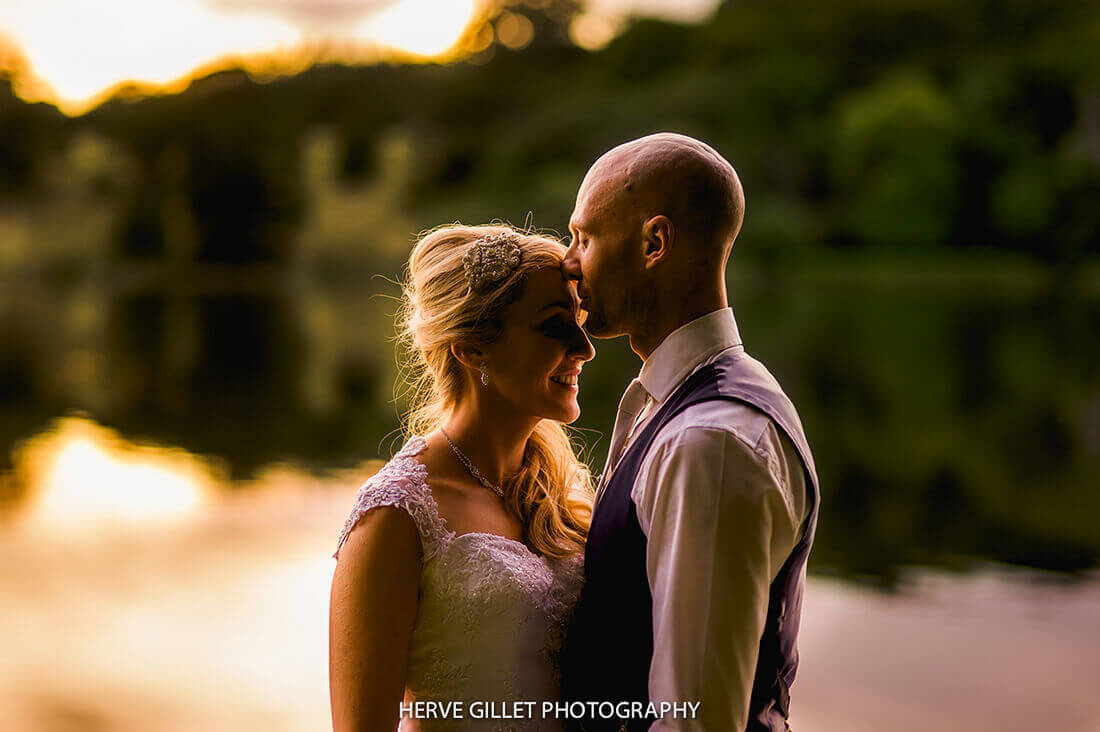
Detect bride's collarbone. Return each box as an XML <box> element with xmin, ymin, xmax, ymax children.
<box><xmin>426</xmin><ymin>474</ymin><xmax>525</xmax><ymax>542</ymax></box>
<box><xmin>414</xmin><ymin>438</ymin><xmax>527</xmax><ymax>543</ymax></box>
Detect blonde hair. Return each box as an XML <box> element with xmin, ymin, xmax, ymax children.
<box><xmin>397</xmin><ymin>224</ymin><xmax>593</xmax><ymax>558</ymax></box>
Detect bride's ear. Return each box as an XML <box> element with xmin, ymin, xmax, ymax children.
<box><xmin>450</xmin><ymin>342</ymin><xmax>485</xmax><ymax>373</ymax></box>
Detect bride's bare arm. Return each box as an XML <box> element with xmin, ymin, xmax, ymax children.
<box><xmin>329</xmin><ymin>507</ymin><xmax>422</xmax><ymax>732</ymax></box>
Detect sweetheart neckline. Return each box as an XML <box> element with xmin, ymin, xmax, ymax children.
<box><xmin>400</xmin><ymin>436</ymin><xmax>543</xmax><ymax>561</ymax></box>
<box><xmin>448</xmin><ymin>530</ymin><xmax>543</xmax><ymax>560</ymax></box>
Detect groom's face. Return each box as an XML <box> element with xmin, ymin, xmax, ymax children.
<box><xmin>563</xmin><ymin>170</ymin><xmax>640</xmax><ymax>339</ymax></box>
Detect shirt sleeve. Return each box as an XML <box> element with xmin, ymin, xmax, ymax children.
<box><xmin>633</xmin><ymin>421</ymin><xmax>805</xmax><ymax>732</ymax></box>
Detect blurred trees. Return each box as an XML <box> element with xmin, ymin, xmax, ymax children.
<box><xmin>0</xmin><ymin>75</ymin><xmax>68</xmax><ymax>200</ymax></box>
<box><xmin>2</xmin><ymin>0</ymin><xmax>1094</xmax><ymax>271</ymax></box>
<box><xmin>829</xmin><ymin>70</ymin><xmax>960</xmax><ymax>250</ymax></box>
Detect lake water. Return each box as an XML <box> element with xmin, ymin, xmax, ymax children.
<box><xmin>1</xmin><ymin>418</ymin><xmax>1097</xmax><ymax>731</ymax></box>
<box><xmin>2</xmin><ymin>274</ymin><xmax>1098</xmax><ymax>730</ymax></box>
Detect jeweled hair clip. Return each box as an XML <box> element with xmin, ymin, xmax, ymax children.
<box><xmin>462</xmin><ymin>232</ymin><xmax>522</xmax><ymax>293</ymax></box>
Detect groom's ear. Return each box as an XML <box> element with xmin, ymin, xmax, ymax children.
<box><xmin>641</xmin><ymin>215</ymin><xmax>673</xmax><ymax>270</ymax></box>
<box><xmin>451</xmin><ymin>342</ymin><xmax>485</xmax><ymax>371</ymax></box>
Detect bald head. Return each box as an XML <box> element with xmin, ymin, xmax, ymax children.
<box><xmin>564</xmin><ymin>133</ymin><xmax>745</xmax><ymax>353</ymax></box>
<box><xmin>583</xmin><ymin>132</ymin><xmax>745</xmax><ymax>262</ymax></box>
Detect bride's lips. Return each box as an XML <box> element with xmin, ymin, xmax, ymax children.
<box><xmin>549</xmin><ymin>368</ymin><xmax>581</xmax><ymax>392</ymax></box>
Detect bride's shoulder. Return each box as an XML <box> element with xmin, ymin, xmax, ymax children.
<box><xmin>364</xmin><ymin>435</ymin><xmax>431</xmax><ymax>492</ymax></box>
<box><xmin>333</xmin><ymin>435</ymin><xmax>451</xmax><ymax>561</ymax></box>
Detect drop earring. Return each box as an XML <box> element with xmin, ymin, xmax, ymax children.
<box><xmin>480</xmin><ymin>362</ymin><xmax>490</xmax><ymax>386</ymax></box>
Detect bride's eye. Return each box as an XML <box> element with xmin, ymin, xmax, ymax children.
<box><xmin>538</xmin><ymin>316</ymin><xmax>573</xmax><ymax>343</ymax></box>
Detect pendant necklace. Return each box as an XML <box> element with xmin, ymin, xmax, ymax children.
<box><xmin>440</xmin><ymin>428</ymin><xmax>506</xmax><ymax>499</ymax></box>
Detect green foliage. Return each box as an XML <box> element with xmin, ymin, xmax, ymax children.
<box><xmin>991</xmin><ymin>156</ymin><xmax>1057</xmax><ymax>238</ymax></box>
<box><xmin>830</xmin><ymin>70</ymin><xmax>960</xmax><ymax>249</ymax></box>
<box><xmin>3</xmin><ymin>0</ymin><xmax>1091</xmax><ymax>265</ymax></box>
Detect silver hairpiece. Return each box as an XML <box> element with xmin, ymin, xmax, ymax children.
<box><xmin>462</xmin><ymin>232</ymin><xmax>522</xmax><ymax>293</ymax></box>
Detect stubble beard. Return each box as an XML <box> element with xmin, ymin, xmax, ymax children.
<box><xmin>581</xmin><ymin>301</ymin><xmax>619</xmax><ymax>339</ymax></box>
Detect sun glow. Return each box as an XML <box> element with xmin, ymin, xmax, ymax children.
<box><xmin>0</xmin><ymin>0</ymin><xmax>483</xmax><ymax>115</ymax></box>
<box><xmin>15</xmin><ymin>417</ymin><xmax>214</xmax><ymax>533</ymax></box>
<box><xmin>0</xmin><ymin>0</ymin><xmax>302</xmax><ymax>110</ymax></box>
<box><xmin>357</xmin><ymin>0</ymin><xmax>479</xmax><ymax>58</ymax></box>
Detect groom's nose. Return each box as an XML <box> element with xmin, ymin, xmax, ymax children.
<box><xmin>561</xmin><ymin>246</ymin><xmax>581</xmax><ymax>282</ymax></box>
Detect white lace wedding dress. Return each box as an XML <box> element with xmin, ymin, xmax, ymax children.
<box><xmin>334</xmin><ymin>436</ymin><xmax>585</xmax><ymax>732</ymax></box>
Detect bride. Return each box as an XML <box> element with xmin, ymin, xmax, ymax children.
<box><xmin>329</xmin><ymin>224</ymin><xmax>596</xmax><ymax>731</ymax></box>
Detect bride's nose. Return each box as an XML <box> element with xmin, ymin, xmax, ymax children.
<box><xmin>568</xmin><ymin>323</ymin><xmax>595</xmax><ymax>361</ymax></box>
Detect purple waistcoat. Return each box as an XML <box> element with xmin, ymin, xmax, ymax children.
<box><xmin>561</xmin><ymin>350</ymin><xmax>820</xmax><ymax>732</ymax></box>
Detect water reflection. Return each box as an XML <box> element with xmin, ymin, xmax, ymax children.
<box><xmin>0</xmin><ymin>417</ymin><xmax>1096</xmax><ymax>731</ymax></box>
<box><xmin>2</xmin><ymin>197</ymin><xmax>1099</xmax><ymax>725</ymax></box>
<box><xmin>3</xmin><ymin>126</ymin><xmax>1092</xmax><ymax>580</ymax></box>
<box><xmin>14</xmin><ymin>417</ymin><xmax>213</xmax><ymax>534</ymax></box>
<box><xmin>729</xmin><ymin>286</ymin><xmax>1100</xmax><ymax>582</ymax></box>
<box><xmin>3</xmin><ymin>276</ymin><xmax>1099</xmax><ymax>579</ymax></box>
<box><xmin>0</xmin><ymin>416</ymin><xmax>357</xmax><ymax>732</ymax></box>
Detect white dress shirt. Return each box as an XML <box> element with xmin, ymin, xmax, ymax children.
<box><xmin>595</xmin><ymin>308</ymin><xmax>809</xmax><ymax>732</ymax></box>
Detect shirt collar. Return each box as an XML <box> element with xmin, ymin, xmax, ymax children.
<box><xmin>637</xmin><ymin>307</ymin><xmax>743</xmax><ymax>405</ymax></box>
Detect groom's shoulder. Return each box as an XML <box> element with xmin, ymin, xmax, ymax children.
<box><xmin>643</xmin><ymin>406</ymin><xmax>805</xmax><ymax>517</ymax></box>
<box><xmin>655</xmin><ymin>398</ymin><xmax>775</xmax><ymax>462</ymax></box>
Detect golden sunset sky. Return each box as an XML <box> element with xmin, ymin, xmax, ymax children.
<box><xmin>0</xmin><ymin>0</ymin><xmax>719</xmax><ymax>115</ymax></box>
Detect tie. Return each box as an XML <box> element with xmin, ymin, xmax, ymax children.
<box><xmin>596</xmin><ymin>378</ymin><xmax>651</xmax><ymax>498</ymax></box>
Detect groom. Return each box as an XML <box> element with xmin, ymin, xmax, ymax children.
<box><xmin>559</xmin><ymin>133</ymin><xmax>820</xmax><ymax>732</ymax></box>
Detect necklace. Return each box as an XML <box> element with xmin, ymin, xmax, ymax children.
<box><xmin>440</xmin><ymin>428</ymin><xmax>505</xmax><ymax>499</ymax></box>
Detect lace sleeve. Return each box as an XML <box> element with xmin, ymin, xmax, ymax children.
<box><xmin>544</xmin><ymin>550</ymin><xmax>586</xmax><ymax>685</ymax></box>
<box><xmin>332</xmin><ymin>437</ymin><xmax>450</xmax><ymax>562</ymax></box>
<box><xmin>548</xmin><ymin>552</ymin><xmax>585</xmax><ymax>608</ymax></box>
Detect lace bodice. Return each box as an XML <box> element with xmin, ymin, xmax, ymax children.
<box><xmin>334</xmin><ymin>436</ymin><xmax>585</xmax><ymax>732</ymax></box>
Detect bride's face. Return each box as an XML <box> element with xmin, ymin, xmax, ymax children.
<box><xmin>481</xmin><ymin>267</ymin><xmax>594</xmax><ymax>423</ymax></box>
